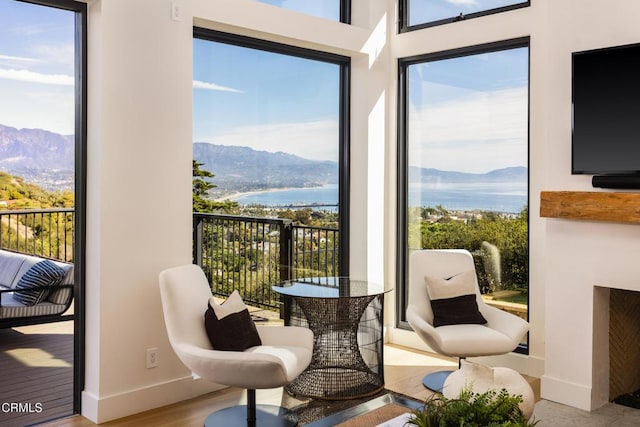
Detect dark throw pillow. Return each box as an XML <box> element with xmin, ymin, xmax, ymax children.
<box><xmin>13</xmin><ymin>260</ymin><xmax>66</xmax><ymax>306</ymax></box>
<box><xmin>425</xmin><ymin>269</ymin><xmax>488</xmax><ymax>328</ymax></box>
<box><xmin>204</xmin><ymin>290</ymin><xmax>262</xmax><ymax>351</ymax></box>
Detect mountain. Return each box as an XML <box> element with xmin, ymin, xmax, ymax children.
<box><xmin>0</xmin><ymin>124</ymin><xmax>74</xmax><ymax>191</ymax></box>
<box><xmin>0</xmin><ymin>124</ymin><xmax>74</xmax><ymax>170</ymax></box>
<box><xmin>0</xmin><ymin>124</ymin><xmax>526</xmax><ymax>195</ymax></box>
<box><xmin>193</xmin><ymin>142</ymin><xmax>338</xmax><ymax>194</ymax></box>
<box><xmin>195</xmin><ymin>142</ymin><xmax>526</xmax><ymax>197</ymax></box>
<box><xmin>408</xmin><ymin>166</ymin><xmax>527</xmax><ymax>183</ymax></box>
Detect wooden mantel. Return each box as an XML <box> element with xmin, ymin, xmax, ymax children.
<box><xmin>540</xmin><ymin>191</ymin><xmax>640</xmax><ymax>224</ymax></box>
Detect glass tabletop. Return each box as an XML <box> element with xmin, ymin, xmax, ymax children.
<box><xmin>272</xmin><ymin>276</ymin><xmax>390</xmax><ymax>298</ymax></box>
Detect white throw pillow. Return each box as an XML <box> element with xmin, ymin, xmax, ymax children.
<box><xmin>209</xmin><ymin>290</ymin><xmax>246</xmax><ymax>319</ymax></box>
<box><xmin>424</xmin><ymin>269</ymin><xmax>487</xmax><ymax>327</ymax></box>
<box><xmin>425</xmin><ymin>269</ymin><xmax>477</xmax><ymax>300</ymax></box>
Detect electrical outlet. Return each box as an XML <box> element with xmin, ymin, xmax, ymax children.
<box><xmin>146</xmin><ymin>348</ymin><xmax>158</xmax><ymax>369</ymax></box>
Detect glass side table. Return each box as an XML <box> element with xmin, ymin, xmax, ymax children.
<box><xmin>272</xmin><ymin>277</ymin><xmax>391</xmax><ymax>400</ymax></box>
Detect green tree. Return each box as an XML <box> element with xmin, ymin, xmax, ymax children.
<box><xmin>193</xmin><ymin>160</ymin><xmax>215</xmax><ymax>197</ymax></box>
<box><xmin>192</xmin><ymin>160</ymin><xmax>238</xmax><ymax>213</ymax></box>
<box><xmin>419</xmin><ymin>205</ymin><xmax>529</xmax><ymax>292</ymax></box>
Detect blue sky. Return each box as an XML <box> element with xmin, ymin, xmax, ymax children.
<box><xmin>408</xmin><ymin>47</ymin><xmax>528</xmax><ymax>173</ymax></box>
<box><xmin>0</xmin><ymin>0</ymin><xmax>527</xmax><ymax>173</ymax></box>
<box><xmin>257</xmin><ymin>0</ymin><xmax>526</xmax><ymax>25</ymax></box>
<box><xmin>193</xmin><ymin>39</ymin><xmax>527</xmax><ymax>172</ymax></box>
<box><xmin>0</xmin><ymin>0</ymin><xmax>75</xmax><ymax>135</ymax></box>
<box><xmin>256</xmin><ymin>0</ymin><xmax>339</xmax><ymax>21</ymax></box>
<box><xmin>193</xmin><ymin>38</ymin><xmax>340</xmax><ymax>161</ymax></box>
<box><xmin>409</xmin><ymin>0</ymin><xmax>527</xmax><ymax>26</ymax></box>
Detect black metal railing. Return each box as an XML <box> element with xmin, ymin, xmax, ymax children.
<box><xmin>290</xmin><ymin>224</ymin><xmax>339</xmax><ymax>281</ymax></box>
<box><xmin>0</xmin><ymin>208</ymin><xmax>74</xmax><ymax>262</ymax></box>
<box><xmin>193</xmin><ymin>213</ymin><xmax>339</xmax><ymax>310</ymax></box>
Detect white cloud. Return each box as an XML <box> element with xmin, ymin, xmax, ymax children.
<box><xmin>9</xmin><ymin>23</ymin><xmax>52</xmax><ymax>37</ymax></box>
<box><xmin>0</xmin><ymin>68</ymin><xmax>73</xmax><ymax>86</ymax></box>
<box><xmin>0</xmin><ymin>54</ymin><xmax>41</xmax><ymax>70</ymax></box>
<box><xmin>408</xmin><ymin>85</ymin><xmax>528</xmax><ymax>173</ymax></box>
<box><xmin>0</xmin><ymin>75</ymin><xmax>74</xmax><ymax>135</ymax></box>
<box><xmin>0</xmin><ymin>54</ymin><xmax>39</xmax><ymax>63</ymax></box>
<box><xmin>193</xmin><ymin>80</ymin><xmax>243</xmax><ymax>93</ymax></box>
<box><xmin>32</xmin><ymin>43</ymin><xmax>74</xmax><ymax>67</ymax></box>
<box><xmin>201</xmin><ymin>120</ymin><xmax>339</xmax><ymax>161</ymax></box>
<box><xmin>411</xmin><ymin>86</ymin><xmax>527</xmax><ymax>142</ymax></box>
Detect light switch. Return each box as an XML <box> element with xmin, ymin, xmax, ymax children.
<box><xmin>171</xmin><ymin>1</ymin><xmax>183</xmax><ymax>22</ymax></box>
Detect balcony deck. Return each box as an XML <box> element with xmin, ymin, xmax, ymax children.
<box><xmin>0</xmin><ymin>299</ymin><xmax>280</xmax><ymax>427</ymax></box>
<box><xmin>0</xmin><ymin>320</ymin><xmax>74</xmax><ymax>427</ymax></box>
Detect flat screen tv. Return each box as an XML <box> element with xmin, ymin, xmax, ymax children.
<box><xmin>572</xmin><ymin>42</ymin><xmax>640</xmax><ymax>188</ymax></box>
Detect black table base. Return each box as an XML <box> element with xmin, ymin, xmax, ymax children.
<box><xmin>285</xmin><ymin>367</ymin><xmax>383</xmax><ymax>400</ymax></box>
<box><xmin>284</xmin><ymin>294</ymin><xmax>385</xmax><ymax>399</ymax></box>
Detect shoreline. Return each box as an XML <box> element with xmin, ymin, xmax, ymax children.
<box><xmin>212</xmin><ymin>186</ymin><xmax>326</xmax><ymax>202</ymax></box>
<box><xmin>211</xmin><ymin>185</ymin><xmax>525</xmax><ymax>214</ymax></box>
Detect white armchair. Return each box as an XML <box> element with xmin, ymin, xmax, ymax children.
<box><xmin>159</xmin><ymin>264</ymin><xmax>313</xmax><ymax>427</ymax></box>
<box><xmin>406</xmin><ymin>249</ymin><xmax>529</xmax><ymax>392</ymax></box>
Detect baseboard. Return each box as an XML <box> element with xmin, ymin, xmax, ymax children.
<box><xmin>471</xmin><ymin>353</ymin><xmax>545</xmax><ymax>379</ymax></box>
<box><xmin>81</xmin><ymin>375</ymin><xmax>223</xmax><ymax>423</ymax></box>
<box><xmin>540</xmin><ymin>375</ymin><xmax>593</xmax><ymax>411</ymax></box>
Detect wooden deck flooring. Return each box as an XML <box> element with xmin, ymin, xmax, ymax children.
<box><xmin>0</xmin><ymin>321</ymin><xmax>74</xmax><ymax>427</ymax></box>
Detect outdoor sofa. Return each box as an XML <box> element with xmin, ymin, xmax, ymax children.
<box><xmin>0</xmin><ymin>249</ymin><xmax>74</xmax><ymax>328</ymax></box>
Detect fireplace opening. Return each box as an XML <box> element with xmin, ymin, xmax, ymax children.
<box><xmin>613</xmin><ymin>389</ymin><xmax>640</xmax><ymax>409</ymax></box>
<box><xmin>609</xmin><ymin>288</ymin><xmax>640</xmax><ymax>409</ymax></box>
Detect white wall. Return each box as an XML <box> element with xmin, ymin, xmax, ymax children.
<box><xmin>84</xmin><ymin>0</ymin><xmax>201</xmax><ymax>421</ymax></box>
<box><xmin>536</xmin><ymin>0</ymin><xmax>640</xmax><ymax>411</ymax></box>
<box><xmin>83</xmin><ymin>0</ymin><xmax>378</xmax><ymax>422</ymax></box>
<box><xmin>83</xmin><ymin>0</ymin><xmax>640</xmax><ymax>422</ymax></box>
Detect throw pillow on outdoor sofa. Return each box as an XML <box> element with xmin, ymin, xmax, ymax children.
<box><xmin>204</xmin><ymin>290</ymin><xmax>262</xmax><ymax>351</ymax></box>
<box><xmin>13</xmin><ymin>260</ymin><xmax>66</xmax><ymax>306</ymax></box>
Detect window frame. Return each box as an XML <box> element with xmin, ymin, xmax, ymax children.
<box><xmin>399</xmin><ymin>0</ymin><xmax>530</xmax><ymax>32</ymax></box>
<box><xmin>341</xmin><ymin>0</ymin><xmax>351</xmax><ymax>24</ymax></box>
<box><xmin>193</xmin><ymin>27</ymin><xmax>351</xmax><ymax>275</ymax></box>
<box><xmin>10</xmin><ymin>0</ymin><xmax>88</xmax><ymax>416</ymax></box>
<box><xmin>396</xmin><ymin>37</ymin><xmax>531</xmax><ymax>353</ymax></box>
<box><xmin>256</xmin><ymin>0</ymin><xmax>351</xmax><ymax>23</ymax></box>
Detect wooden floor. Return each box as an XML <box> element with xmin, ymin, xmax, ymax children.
<box><xmin>0</xmin><ymin>321</ymin><xmax>74</xmax><ymax>427</ymax></box>
<box><xmin>0</xmin><ymin>314</ymin><xmax>540</xmax><ymax>427</ymax></box>
<box><xmin>39</xmin><ymin>344</ymin><xmax>539</xmax><ymax>427</ymax></box>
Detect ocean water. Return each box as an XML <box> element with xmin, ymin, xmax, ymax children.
<box><xmin>408</xmin><ymin>182</ymin><xmax>528</xmax><ymax>213</ymax></box>
<box><xmin>232</xmin><ymin>182</ymin><xmax>528</xmax><ymax>213</ymax></box>
<box><xmin>233</xmin><ymin>185</ymin><xmax>339</xmax><ymax>209</ymax></box>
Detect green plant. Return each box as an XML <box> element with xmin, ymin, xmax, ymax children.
<box><xmin>406</xmin><ymin>387</ymin><xmax>539</xmax><ymax>427</ymax></box>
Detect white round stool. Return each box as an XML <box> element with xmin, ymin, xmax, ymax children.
<box><xmin>442</xmin><ymin>359</ymin><xmax>535</xmax><ymax>420</ymax></box>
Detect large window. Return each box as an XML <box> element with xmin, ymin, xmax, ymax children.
<box><xmin>193</xmin><ymin>29</ymin><xmax>350</xmax><ymax>284</ymax></box>
<box><xmin>398</xmin><ymin>39</ymin><xmax>529</xmax><ymax>349</ymax></box>
<box><xmin>0</xmin><ymin>0</ymin><xmax>86</xmax><ymax>423</ymax></box>
<box><xmin>256</xmin><ymin>0</ymin><xmax>350</xmax><ymax>23</ymax></box>
<box><xmin>401</xmin><ymin>0</ymin><xmax>529</xmax><ymax>31</ymax></box>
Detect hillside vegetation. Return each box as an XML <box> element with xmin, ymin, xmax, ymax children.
<box><xmin>0</xmin><ymin>171</ymin><xmax>74</xmax><ymax>209</ymax></box>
